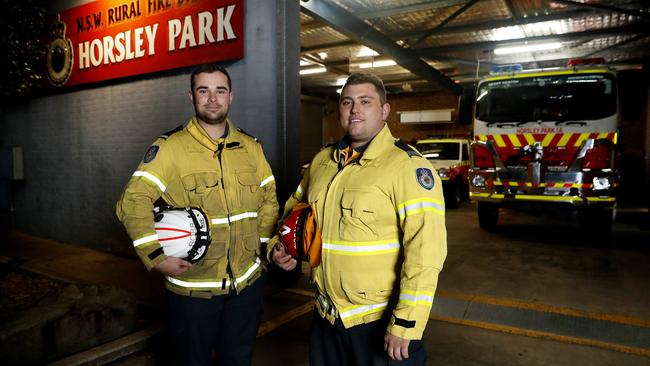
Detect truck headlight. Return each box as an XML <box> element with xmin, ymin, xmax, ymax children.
<box><xmin>472</xmin><ymin>175</ymin><xmax>486</xmax><ymax>188</ymax></box>
<box><xmin>438</xmin><ymin>168</ymin><xmax>448</xmax><ymax>179</ymax></box>
<box><xmin>592</xmin><ymin>177</ymin><xmax>611</xmax><ymax>191</ymax></box>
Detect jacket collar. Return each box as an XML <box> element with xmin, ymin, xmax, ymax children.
<box><xmin>333</xmin><ymin>123</ymin><xmax>394</xmax><ymax>165</ymax></box>
<box><xmin>187</xmin><ymin>117</ymin><xmax>242</xmax><ymax>152</ymax></box>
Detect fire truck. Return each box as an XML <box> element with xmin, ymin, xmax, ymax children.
<box><xmin>416</xmin><ymin>139</ymin><xmax>470</xmax><ymax>208</ymax></box>
<box><xmin>468</xmin><ymin>59</ymin><xmax>619</xmax><ymax>231</ymax></box>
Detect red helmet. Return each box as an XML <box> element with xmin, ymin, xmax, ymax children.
<box><xmin>278</xmin><ymin>203</ymin><xmax>322</xmax><ymax>267</ymax></box>
<box><xmin>279</xmin><ymin>205</ymin><xmax>311</xmax><ymax>261</ymax></box>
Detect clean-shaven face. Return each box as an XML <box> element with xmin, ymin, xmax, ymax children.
<box><xmin>339</xmin><ymin>82</ymin><xmax>390</xmax><ymax>148</ymax></box>
<box><xmin>190</xmin><ymin>71</ymin><xmax>233</xmax><ymax>125</ymax></box>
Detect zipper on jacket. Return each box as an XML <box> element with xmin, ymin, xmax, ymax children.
<box><xmin>217</xmin><ymin>142</ymin><xmax>227</xmax><ymax>219</ymax></box>
<box><xmin>217</xmin><ymin>142</ymin><xmax>236</xmax><ymax>290</ymax></box>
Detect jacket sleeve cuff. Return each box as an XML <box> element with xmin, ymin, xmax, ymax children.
<box><xmin>386</xmin><ymin>313</ymin><xmax>426</xmax><ymax>340</ymax></box>
<box><xmin>137</xmin><ymin>245</ymin><xmax>168</xmax><ymax>271</ymax></box>
<box><xmin>265</xmin><ymin>235</ymin><xmax>280</xmax><ymax>262</ymax></box>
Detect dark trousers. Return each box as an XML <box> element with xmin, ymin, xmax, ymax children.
<box><xmin>310</xmin><ymin>310</ymin><xmax>426</xmax><ymax>366</ymax></box>
<box><xmin>166</xmin><ymin>272</ymin><xmax>267</xmax><ymax>366</ymax></box>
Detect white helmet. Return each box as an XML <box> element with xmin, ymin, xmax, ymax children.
<box><xmin>153</xmin><ymin>207</ymin><xmax>211</xmax><ymax>263</ymax></box>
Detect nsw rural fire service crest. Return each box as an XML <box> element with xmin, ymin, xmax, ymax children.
<box><xmin>46</xmin><ymin>15</ymin><xmax>74</xmax><ymax>87</ymax></box>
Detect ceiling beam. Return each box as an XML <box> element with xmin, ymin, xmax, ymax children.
<box><xmin>300</xmin><ymin>0</ymin><xmax>462</xmax><ymax>94</ymax></box>
<box><xmin>301</xmin><ymin>0</ymin><xmax>472</xmax><ymax>31</ymax></box>
<box><xmin>358</xmin><ymin>0</ymin><xmax>470</xmax><ymax>19</ymax></box>
<box><xmin>582</xmin><ymin>34</ymin><xmax>650</xmax><ymax>58</ymax></box>
<box><xmin>426</xmin><ymin>54</ymin><xmax>497</xmax><ymax>68</ymax></box>
<box><xmin>301</xmin><ymin>53</ymin><xmax>350</xmax><ymax>76</ymax></box>
<box><xmin>395</xmin><ymin>9</ymin><xmax>594</xmax><ymax>41</ymax></box>
<box><xmin>315</xmin><ymin>55</ymin><xmax>485</xmax><ymax>73</ymax></box>
<box><xmin>551</xmin><ymin>0</ymin><xmax>650</xmax><ymax>19</ymax></box>
<box><xmin>408</xmin><ymin>0</ymin><xmax>480</xmax><ymax>46</ymax></box>
<box><xmin>301</xmin><ymin>9</ymin><xmax>595</xmax><ymax>54</ymax></box>
<box><xmin>413</xmin><ymin>22</ymin><xmax>650</xmax><ymax>55</ymax></box>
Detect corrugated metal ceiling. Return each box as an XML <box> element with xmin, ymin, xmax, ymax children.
<box><xmin>299</xmin><ymin>0</ymin><xmax>650</xmax><ymax>96</ymax></box>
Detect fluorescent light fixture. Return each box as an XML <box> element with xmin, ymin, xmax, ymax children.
<box><xmin>494</xmin><ymin>42</ymin><xmax>562</xmax><ymax>55</ymax></box>
<box><xmin>359</xmin><ymin>60</ymin><xmax>396</xmax><ymax>68</ymax></box>
<box><xmin>300</xmin><ymin>67</ymin><xmax>327</xmax><ymax>75</ymax></box>
<box><xmin>490</xmin><ymin>26</ymin><xmax>525</xmax><ymax>41</ymax></box>
<box><xmin>357</xmin><ymin>47</ymin><xmax>379</xmax><ymax>57</ymax></box>
<box><xmin>300</xmin><ymin>59</ymin><xmax>311</xmax><ymax>66</ymax></box>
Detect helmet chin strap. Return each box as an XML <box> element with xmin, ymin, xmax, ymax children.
<box><xmin>184</xmin><ymin>207</ymin><xmax>211</xmax><ymax>263</ymax></box>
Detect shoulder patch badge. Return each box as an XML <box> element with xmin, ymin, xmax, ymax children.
<box><xmin>143</xmin><ymin>145</ymin><xmax>159</xmax><ymax>164</ymax></box>
<box><xmin>416</xmin><ymin>167</ymin><xmax>435</xmax><ymax>190</ymax></box>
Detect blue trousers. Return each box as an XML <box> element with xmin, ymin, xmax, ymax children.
<box><xmin>166</xmin><ymin>272</ymin><xmax>266</xmax><ymax>366</ymax></box>
<box><xmin>310</xmin><ymin>310</ymin><xmax>426</xmax><ymax>366</ymax></box>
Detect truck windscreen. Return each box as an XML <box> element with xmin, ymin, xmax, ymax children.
<box><xmin>416</xmin><ymin>142</ymin><xmax>460</xmax><ymax>160</ymax></box>
<box><xmin>475</xmin><ymin>73</ymin><xmax>616</xmax><ymax>123</ymax></box>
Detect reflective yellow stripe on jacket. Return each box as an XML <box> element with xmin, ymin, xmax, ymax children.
<box><xmin>322</xmin><ymin>239</ymin><xmax>400</xmax><ymax>256</ymax></box>
<box><xmin>397</xmin><ymin>197</ymin><xmax>445</xmax><ymax>220</ymax></box>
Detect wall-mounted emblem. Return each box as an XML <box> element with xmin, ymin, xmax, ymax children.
<box><xmin>46</xmin><ymin>15</ymin><xmax>74</xmax><ymax>87</ymax></box>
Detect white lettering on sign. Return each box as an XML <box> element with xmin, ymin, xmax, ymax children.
<box><xmin>515</xmin><ymin>127</ymin><xmax>564</xmax><ymax>134</ymax></box>
<box><xmin>168</xmin><ymin>4</ymin><xmax>237</xmax><ymax>51</ymax></box>
<box><xmin>198</xmin><ymin>11</ymin><xmax>215</xmax><ymax>45</ymax></box>
<box><xmin>75</xmin><ymin>4</ymin><xmax>237</xmax><ymax>71</ymax></box>
<box><xmin>78</xmin><ymin>24</ymin><xmax>158</xmax><ymax>69</ymax></box>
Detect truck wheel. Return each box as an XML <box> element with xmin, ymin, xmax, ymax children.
<box><xmin>478</xmin><ymin>202</ymin><xmax>499</xmax><ymax>230</ymax></box>
<box><xmin>445</xmin><ymin>181</ymin><xmax>463</xmax><ymax>209</ymax></box>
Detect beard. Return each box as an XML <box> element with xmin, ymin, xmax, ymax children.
<box><xmin>195</xmin><ymin>105</ymin><xmax>228</xmax><ymax>125</ymax></box>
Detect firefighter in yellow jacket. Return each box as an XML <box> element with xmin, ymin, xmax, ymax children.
<box><xmin>271</xmin><ymin>73</ymin><xmax>447</xmax><ymax>365</ymax></box>
<box><xmin>116</xmin><ymin>64</ymin><xmax>279</xmax><ymax>365</ymax></box>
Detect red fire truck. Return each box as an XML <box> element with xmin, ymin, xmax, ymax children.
<box><xmin>468</xmin><ymin>59</ymin><xmax>619</xmax><ymax>231</ymax></box>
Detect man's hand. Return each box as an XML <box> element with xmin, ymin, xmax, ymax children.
<box><xmin>384</xmin><ymin>332</ymin><xmax>411</xmax><ymax>361</ymax></box>
<box><xmin>271</xmin><ymin>244</ymin><xmax>297</xmax><ymax>271</ymax></box>
<box><xmin>154</xmin><ymin>257</ymin><xmax>192</xmax><ymax>276</ymax></box>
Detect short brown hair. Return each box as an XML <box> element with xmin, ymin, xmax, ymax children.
<box><xmin>190</xmin><ymin>64</ymin><xmax>232</xmax><ymax>92</ymax></box>
<box><xmin>341</xmin><ymin>73</ymin><xmax>387</xmax><ymax>104</ymax></box>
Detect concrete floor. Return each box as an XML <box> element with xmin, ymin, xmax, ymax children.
<box><xmin>2</xmin><ymin>201</ymin><xmax>649</xmax><ymax>365</ymax></box>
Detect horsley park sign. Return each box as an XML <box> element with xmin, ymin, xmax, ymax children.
<box><xmin>46</xmin><ymin>0</ymin><xmax>244</xmax><ymax>87</ymax></box>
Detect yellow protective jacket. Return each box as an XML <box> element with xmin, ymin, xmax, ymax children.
<box><xmin>117</xmin><ymin>118</ymin><xmax>279</xmax><ymax>297</ymax></box>
<box><xmin>271</xmin><ymin>124</ymin><xmax>447</xmax><ymax>339</ymax></box>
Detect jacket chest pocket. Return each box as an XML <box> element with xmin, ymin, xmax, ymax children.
<box><xmin>236</xmin><ymin>171</ymin><xmax>262</xmax><ymax>209</ymax></box>
<box><xmin>339</xmin><ymin>190</ymin><xmax>379</xmax><ymax>241</ymax></box>
<box><xmin>181</xmin><ymin>172</ymin><xmax>224</xmax><ymax>212</ymax></box>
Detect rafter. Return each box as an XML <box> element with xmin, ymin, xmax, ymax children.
<box><xmin>301</xmin><ymin>9</ymin><xmax>595</xmax><ymax>54</ymax></box>
<box><xmin>408</xmin><ymin>0</ymin><xmax>480</xmax><ymax>47</ymax></box>
<box><xmin>551</xmin><ymin>0</ymin><xmax>650</xmax><ymax>19</ymax></box>
<box><xmin>300</xmin><ymin>0</ymin><xmax>462</xmax><ymax>94</ymax></box>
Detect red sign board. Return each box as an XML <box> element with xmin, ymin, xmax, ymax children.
<box><xmin>46</xmin><ymin>0</ymin><xmax>244</xmax><ymax>87</ymax></box>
